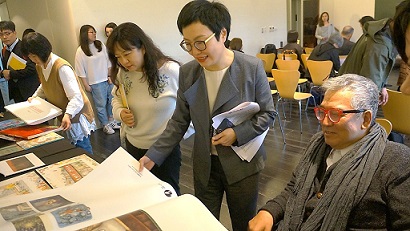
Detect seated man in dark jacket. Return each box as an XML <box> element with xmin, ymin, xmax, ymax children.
<box><xmin>308</xmin><ymin>32</ymin><xmax>344</xmax><ymax>76</ymax></box>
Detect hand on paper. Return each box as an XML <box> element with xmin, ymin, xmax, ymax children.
<box><xmin>120</xmin><ymin>109</ymin><xmax>135</xmax><ymax>127</ymax></box>
<box><xmin>211</xmin><ymin>128</ymin><xmax>237</xmax><ymax>146</ymax></box>
<box><xmin>139</xmin><ymin>155</ymin><xmax>155</xmax><ymax>172</ymax></box>
<box><xmin>248</xmin><ymin>210</ymin><xmax>274</xmax><ymax>231</ymax></box>
<box><xmin>2</xmin><ymin>70</ymin><xmax>10</xmax><ymax>80</ymax></box>
<box><xmin>27</xmin><ymin>97</ymin><xmax>34</xmax><ymax>103</ymax></box>
<box><xmin>379</xmin><ymin>87</ymin><xmax>388</xmax><ymax>105</ymax></box>
<box><xmin>60</xmin><ymin>114</ymin><xmax>72</xmax><ymax>131</ymax></box>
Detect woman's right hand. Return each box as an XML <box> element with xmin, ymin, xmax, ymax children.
<box><xmin>120</xmin><ymin>109</ymin><xmax>135</xmax><ymax>127</ymax></box>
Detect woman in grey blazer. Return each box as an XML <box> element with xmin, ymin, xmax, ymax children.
<box><xmin>139</xmin><ymin>1</ymin><xmax>276</xmax><ymax>230</ymax></box>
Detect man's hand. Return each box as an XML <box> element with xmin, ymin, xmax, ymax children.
<box><xmin>379</xmin><ymin>87</ymin><xmax>388</xmax><ymax>105</ymax></box>
<box><xmin>2</xmin><ymin>70</ymin><xmax>10</xmax><ymax>80</ymax></box>
<box><xmin>139</xmin><ymin>156</ymin><xmax>155</xmax><ymax>172</ymax></box>
<box><xmin>248</xmin><ymin>210</ymin><xmax>274</xmax><ymax>231</ymax></box>
<box><xmin>211</xmin><ymin>128</ymin><xmax>237</xmax><ymax>146</ymax></box>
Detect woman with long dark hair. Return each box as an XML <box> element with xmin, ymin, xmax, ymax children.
<box><xmin>106</xmin><ymin>22</ymin><xmax>181</xmax><ymax>195</ymax></box>
<box><xmin>315</xmin><ymin>12</ymin><xmax>337</xmax><ymax>45</ymax></box>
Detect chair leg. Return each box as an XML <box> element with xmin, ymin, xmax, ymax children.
<box><xmin>273</xmin><ymin>111</ymin><xmax>286</xmax><ymax>144</ymax></box>
<box><xmin>298</xmin><ymin>100</ymin><xmax>303</xmax><ymax>134</ymax></box>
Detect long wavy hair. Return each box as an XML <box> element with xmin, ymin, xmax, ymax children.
<box><xmin>318</xmin><ymin>12</ymin><xmax>330</xmax><ymax>27</ymax></box>
<box><xmin>79</xmin><ymin>25</ymin><xmax>102</xmax><ymax>56</ymax></box>
<box><xmin>106</xmin><ymin>22</ymin><xmax>179</xmax><ymax>98</ymax></box>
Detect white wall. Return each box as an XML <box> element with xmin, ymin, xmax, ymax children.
<box><xmin>320</xmin><ymin>0</ymin><xmax>375</xmax><ymax>42</ymax></box>
<box><xmin>5</xmin><ymin>0</ymin><xmax>287</xmax><ymax>64</ymax></box>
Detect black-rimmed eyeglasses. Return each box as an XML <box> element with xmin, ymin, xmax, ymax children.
<box><xmin>314</xmin><ymin>107</ymin><xmax>367</xmax><ymax>123</ymax></box>
<box><xmin>180</xmin><ymin>33</ymin><xmax>215</xmax><ymax>52</ymax></box>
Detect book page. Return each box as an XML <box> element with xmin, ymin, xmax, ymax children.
<box><xmin>0</xmin><ymin>153</ymin><xmax>45</xmax><ymax>177</ymax></box>
<box><xmin>0</xmin><ymin>171</ymin><xmax>51</xmax><ymax>199</ymax></box>
<box><xmin>16</xmin><ymin>132</ymin><xmax>64</xmax><ymax>150</ymax></box>
<box><xmin>0</xmin><ymin>148</ymin><xmax>178</xmax><ymax>230</ymax></box>
<box><xmin>36</xmin><ymin>154</ymin><xmax>99</xmax><ymax>188</ymax></box>
<box><xmin>4</xmin><ymin>97</ymin><xmax>62</xmax><ymax>125</ymax></box>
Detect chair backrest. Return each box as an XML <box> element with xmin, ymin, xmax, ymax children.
<box><xmin>306</xmin><ymin>60</ymin><xmax>333</xmax><ymax>86</ymax></box>
<box><xmin>256</xmin><ymin>53</ymin><xmax>276</xmax><ymax>73</ymax></box>
<box><xmin>277</xmin><ymin>53</ymin><xmax>298</xmax><ymax>60</ymax></box>
<box><xmin>301</xmin><ymin>53</ymin><xmax>310</xmax><ymax>68</ymax></box>
<box><xmin>375</xmin><ymin>118</ymin><xmax>392</xmax><ymax>135</ymax></box>
<box><xmin>304</xmin><ymin>47</ymin><xmax>314</xmax><ymax>54</ymax></box>
<box><xmin>271</xmin><ymin>69</ymin><xmax>299</xmax><ymax>99</ymax></box>
<box><xmin>276</xmin><ymin>59</ymin><xmax>300</xmax><ymax>70</ymax></box>
<box><xmin>381</xmin><ymin>89</ymin><xmax>410</xmax><ymax>135</ymax></box>
<box><xmin>339</xmin><ymin>55</ymin><xmax>348</xmax><ymax>66</ymax></box>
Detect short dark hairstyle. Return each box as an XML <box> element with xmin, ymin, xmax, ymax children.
<box><xmin>79</xmin><ymin>25</ymin><xmax>102</xmax><ymax>56</ymax></box>
<box><xmin>0</xmin><ymin>21</ymin><xmax>16</xmax><ymax>32</ymax></box>
<box><xmin>21</xmin><ymin>32</ymin><xmax>52</xmax><ymax>63</ymax></box>
<box><xmin>106</xmin><ymin>22</ymin><xmax>179</xmax><ymax>98</ymax></box>
<box><xmin>105</xmin><ymin>22</ymin><xmax>117</xmax><ymax>30</ymax></box>
<box><xmin>229</xmin><ymin>38</ymin><xmax>242</xmax><ymax>51</ymax></box>
<box><xmin>393</xmin><ymin>0</ymin><xmax>410</xmax><ymax>63</ymax></box>
<box><xmin>359</xmin><ymin>16</ymin><xmax>375</xmax><ymax>26</ymax></box>
<box><xmin>22</xmin><ymin>28</ymin><xmax>35</xmax><ymax>38</ymax></box>
<box><xmin>177</xmin><ymin>0</ymin><xmax>231</xmax><ymax>41</ymax></box>
<box><xmin>287</xmin><ymin>30</ymin><xmax>299</xmax><ymax>43</ymax></box>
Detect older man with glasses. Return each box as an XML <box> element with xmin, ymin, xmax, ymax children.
<box><xmin>249</xmin><ymin>74</ymin><xmax>410</xmax><ymax>231</ymax></box>
<box><xmin>0</xmin><ymin>21</ymin><xmax>39</xmax><ymax>105</ymax></box>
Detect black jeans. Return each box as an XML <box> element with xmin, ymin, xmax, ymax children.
<box><xmin>195</xmin><ymin>155</ymin><xmax>259</xmax><ymax>231</ymax></box>
<box><xmin>125</xmin><ymin>138</ymin><xmax>181</xmax><ymax>195</ymax></box>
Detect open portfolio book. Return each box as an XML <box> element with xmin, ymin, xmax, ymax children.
<box><xmin>212</xmin><ymin>102</ymin><xmax>269</xmax><ymax>162</ymax></box>
<box><xmin>5</xmin><ymin>97</ymin><xmax>62</xmax><ymax>125</ymax></box>
<box><xmin>0</xmin><ymin>148</ymin><xmax>226</xmax><ymax>231</ymax></box>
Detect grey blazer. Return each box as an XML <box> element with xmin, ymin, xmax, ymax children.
<box><xmin>146</xmin><ymin>51</ymin><xmax>276</xmax><ymax>188</ymax></box>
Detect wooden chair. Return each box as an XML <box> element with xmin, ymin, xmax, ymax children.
<box><xmin>382</xmin><ymin>89</ymin><xmax>410</xmax><ymax>135</ymax></box>
<box><xmin>271</xmin><ymin>69</ymin><xmax>314</xmax><ymax>133</ymax></box>
<box><xmin>304</xmin><ymin>47</ymin><xmax>314</xmax><ymax>54</ymax></box>
<box><xmin>375</xmin><ymin>118</ymin><xmax>392</xmax><ymax>135</ymax></box>
<box><xmin>275</xmin><ymin>59</ymin><xmax>308</xmax><ymax>91</ymax></box>
<box><xmin>256</xmin><ymin>53</ymin><xmax>276</xmax><ymax>76</ymax></box>
<box><xmin>305</xmin><ymin>60</ymin><xmax>333</xmax><ymax>107</ymax></box>
<box><xmin>277</xmin><ymin>53</ymin><xmax>298</xmax><ymax>60</ymax></box>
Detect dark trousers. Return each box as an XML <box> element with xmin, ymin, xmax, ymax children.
<box><xmin>194</xmin><ymin>155</ymin><xmax>259</xmax><ymax>231</ymax></box>
<box><xmin>125</xmin><ymin>138</ymin><xmax>181</xmax><ymax>195</ymax></box>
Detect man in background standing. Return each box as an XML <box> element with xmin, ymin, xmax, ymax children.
<box><xmin>0</xmin><ymin>21</ymin><xmax>39</xmax><ymax>104</ymax></box>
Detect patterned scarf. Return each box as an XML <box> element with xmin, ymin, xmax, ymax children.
<box><xmin>278</xmin><ymin>123</ymin><xmax>387</xmax><ymax>231</ymax></box>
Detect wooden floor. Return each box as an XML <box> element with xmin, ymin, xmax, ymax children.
<box><xmin>89</xmin><ymin>67</ymin><xmax>409</xmax><ymax>230</ymax></box>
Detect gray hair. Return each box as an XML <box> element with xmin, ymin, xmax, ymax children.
<box><xmin>328</xmin><ymin>32</ymin><xmax>344</xmax><ymax>48</ymax></box>
<box><xmin>341</xmin><ymin>26</ymin><xmax>354</xmax><ymax>36</ymax></box>
<box><xmin>321</xmin><ymin>74</ymin><xmax>379</xmax><ymax>121</ymax></box>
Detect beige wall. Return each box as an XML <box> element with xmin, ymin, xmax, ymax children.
<box><xmin>4</xmin><ymin>0</ymin><xmax>287</xmax><ymax>64</ymax></box>
<box><xmin>320</xmin><ymin>0</ymin><xmax>375</xmax><ymax>42</ymax></box>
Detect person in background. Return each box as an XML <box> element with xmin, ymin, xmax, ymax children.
<box><xmin>393</xmin><ymin>0</ymin><xmax>410</xmax><ymax>95</ymax></box>
<box><xmin>105</xmin><ymin>22</ymin><xmax>117</xmax><ymax>38</ymax></box>
<box><xmin>282</xmin><ymin>30</ymin><xmax>304</xmax><ymax>60</ymax></box>
<box><xmin>249</xmin><ymin>74</ymin><xmax>410</xmax><ymax>231</ymax></box>
<box><xmin>22</xmin><ymin>28</ymin><xmax>35</xmax><ymax>39</ymax></box>
<box><xmin>338</xmin><ymin>17</ymin><xmax>396</xmax><ymax>105</ymax></box>
<box><xmin>309</xmin><ymin>32</ymin><xmax>344</xmax><ymax>76</ymax></box>
<box><xmin>229</xmin><ymin>37</ymin><xmax>243</xmax><ymax>52</ymax></box>
<box><xmin>359</xmin><ymin>15</ymin><xmax>375</xmax><ymax>31</ymax></box>
<box><xmin>315</xmin><ymin>12</ymin><xmax>337</xmax><ymax>45</ymax></box>
<box><xmin>0</xmin><ymin>21</ymin><xmax>40</xmax><ymax>104</ymax></box>
<box><xmin>138</xmin><ymin>1</ymin><xmax>276</xmax><ymax>230</ymax></box>
<box><xmin>338</xmin><ymin>26</ymin><xmax>355</xmax><ymax>55</ymax></box>
<box><xmin>75</xmin><ymin>25</ymin><xmax>119</xmax><ymax>135</ymax></box>
<box><xmin>21</xmin><ymin>32</ymin><xmax>96</xmax><ymax>154</ymax></box>
<box><xmin>106</xmin><ymin>22</ymin><xmax>182</xmax><ymax>195</ymax></box>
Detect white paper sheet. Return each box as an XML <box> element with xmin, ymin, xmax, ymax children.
<box><xmin>212</xmin><ymin>102</ymin><xmax>268</xmax><ymax>162</ymax></box>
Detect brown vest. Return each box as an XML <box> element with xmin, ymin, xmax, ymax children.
<box><xmin>36</xmin><ymin>58</ymin><xmax>94</xmax><ymax>123</ymax></box>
